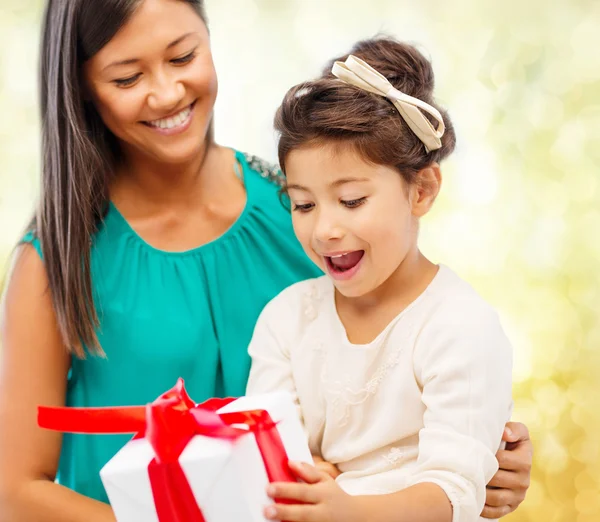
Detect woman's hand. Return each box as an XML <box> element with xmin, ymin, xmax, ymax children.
<box><xmin>482</xmin><ymin>422</ymin><xmax>533</xmax><ymax>519</ymax></box>
<box><xmin>264</xmin><ymin>461</ymin><xmax>362</xmax><ymax>522</ymax></box>
<box><xmin>312</xmin><ymin>455</ymin><xmax>341</xmax><ymax>479</ymax></box>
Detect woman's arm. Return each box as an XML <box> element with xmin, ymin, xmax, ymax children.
<box><xmin>484</xmin><ymin>422</ymin><xmax>533</xmax><ymax>518</ymax></box>
<box><xmin>0</xmin><ymin>245</ymin><xmax>115</xmax><ymax>522</ymax></box>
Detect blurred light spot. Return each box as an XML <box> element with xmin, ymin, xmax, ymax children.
<box><xmin>454</xmin><ymin>146</ymin><xmax>498</xmax><ymax>205</ymax></box>
<box><xmin>575</xmin><ymin>490</ymin><xmax>600</xmax><ymax>515</ymax></box>
<box><xmin>570</xmin><ymin>18</ymin><xmax>600</xmax><ymax>83</ymax></box>
<box><xmin>538</xmin><ymin>434</ymin><xmax>569</xmax><ymax>474</ymax></box>
<box><xmin>551</xmin><ymin>119</ymin><xmax>588</xmax><ymax>163</ymax></box>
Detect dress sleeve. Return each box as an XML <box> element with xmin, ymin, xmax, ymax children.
<box><xmin>21</xmin><ymin>230</ymin><xmax>43</xmax><ymax>259</ymax></box>
<box><xmin>408</xmin><ymin>301</ymin><xmax>513</xmax><ymax>522</ymax></box>
<box><xmin>245</xmin><ymin>290</ymin><xmax>299</xmax><ymax>407</ymax></box>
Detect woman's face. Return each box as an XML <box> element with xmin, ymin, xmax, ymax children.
<box><xmin>83</xmin><ymin>0</ymin><xmax>217</xmax><ymax>166</ymax></box>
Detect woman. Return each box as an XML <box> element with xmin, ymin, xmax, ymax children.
<box><xmin>0</xmin><ymin>0</ymin><xmax>531</xmax><ymax>520</ymax></box>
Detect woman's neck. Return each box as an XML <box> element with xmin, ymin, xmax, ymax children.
<box><xmin>111</xmin><ymin>140</ymin><xmax>233</xmax><ymax>210</ymax></box>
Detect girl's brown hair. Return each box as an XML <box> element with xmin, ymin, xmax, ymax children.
<box><xmin>275</xmin><ymin>37</ymin><xmax>456</xmax><ymax>185</ymax></box>
<box><xmin>32</xmin><ymin>0</ymin><xmax>209</xmax><ymax>357</ymax></box>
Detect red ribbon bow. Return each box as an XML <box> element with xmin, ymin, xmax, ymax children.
<box><xmin>38</xmin><ymin>379</ymin><xmax>295</xmax><ymax>522</ymax></box>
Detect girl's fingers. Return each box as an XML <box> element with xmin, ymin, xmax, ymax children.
<box><xmin>288</xmin><ymin>460</ymin><xmax>326</xmax><ymax>484</ymax></box>
<box><xmin>315</xmin><ymin>460</ymin><xmax>341</xmax><ymax>479</ymax></box>
<box><xmin>264</xmin><ymin>503</ymin><xmax>320</xmax><ymax>522</ymax></box>
<box><xmin>267</xmin><ymin>481</ymin><xmax>320</xmax><ymax>503</ymax></box>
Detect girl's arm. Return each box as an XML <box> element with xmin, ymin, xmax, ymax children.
<box><xmin>245</xmin><ymin>296</ymin><xmax>297</xmax><ymax>399</ymax></box>
<box><xmin>0</xmin><ymin>245</ymin><xmax>115</xmax><ymax>522</ymax></box>
<box><xmin>264</xmin><ymin>461</ymin><xmax>452</xmax><ymax>522</ymax></box>
<box><xmin>265</xmin><ymin>301</ymin><xmax>513</xmax><ymax>522</ymax></box>
<box><xmin>395</xmin><ymin>303</ymin><xmax>513</xmax><ymax>522</ymax></box>
<box><xmin>246</xmin><ymin>289</ymin><xmax>334</xmax><ymax>470</ymax></box>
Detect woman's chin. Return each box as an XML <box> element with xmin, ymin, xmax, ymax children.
<box><xmin>136</xmin><ymin>136</ymin><xmax>208</xmax><ymax>166</ymax></box>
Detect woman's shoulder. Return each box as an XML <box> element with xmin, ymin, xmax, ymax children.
<box><xmin>21</xmin><ymin>230</ymin><xmax>43</xmax><ymax>260</ymax></box>
<box><xmin>238</xmin><ymin>151</ymin><xmax>286</xmax><ymax>190</ymax></box>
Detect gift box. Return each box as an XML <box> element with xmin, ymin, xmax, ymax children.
<box><xmin>38</xmin><ymin>379</ymin><xmax>312</xmax><ymax>522</ymax></box>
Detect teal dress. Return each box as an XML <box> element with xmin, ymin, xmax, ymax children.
<box><xmin>24</xmin><ymin>151</ymin><xmax>321</xmax><ymax>503</ymax></box>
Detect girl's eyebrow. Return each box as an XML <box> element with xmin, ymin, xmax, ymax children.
<box><xmin>330</xmin><ymin>177</ymin><xmax>370</xmax><ymax>187</ymax></box>
<box><xmin>287</xmin><ymin>177</ymin><xmax>370</xmax><ymax>192</ymax></box>
<box><xmin>286</xmin><ymin>183</ymin><xmax>309</xmax><ymax>192</ymax></box>
<box><xmin>102</xmin><ymin>32</ymin><xmax>197</xmax><ymax>72</ymax></box>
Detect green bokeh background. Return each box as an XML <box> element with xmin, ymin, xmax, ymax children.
<box><xmin>1</xmin><ymin>1</ymin><xmax>599</xmax><ymax>520</ymax></box>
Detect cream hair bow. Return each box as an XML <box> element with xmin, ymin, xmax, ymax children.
<box><xmin>331</xmin><ymin>55</ymin><xmax>445</xmax><ymax>152</ymax></box>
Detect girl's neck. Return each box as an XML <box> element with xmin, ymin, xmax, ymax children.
<box><xmin>334</xmin><ymin>249</ymin><xmax>439</xmax><ymax>344</ymax></box>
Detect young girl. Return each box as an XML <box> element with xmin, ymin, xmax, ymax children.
<box><xmin>246</xmin><ymin>38</ymin><xmax>514</xmax><ymax>522</ymax></box>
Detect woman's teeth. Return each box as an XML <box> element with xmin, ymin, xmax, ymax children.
<box><xmin>148</xmin><ymin>105</ymin><xmax>191</xmax><ymax>129</ymax></box>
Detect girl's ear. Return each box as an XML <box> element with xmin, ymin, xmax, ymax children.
<box><xmin>410</xmin><ymin>163</ymin><xmax>442</xmax><ymax>218</ymax></box>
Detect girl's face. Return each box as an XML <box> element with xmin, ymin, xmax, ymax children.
<box><xmin>83</xmin><ymin>0</ymin><xmax>217</xmax><ymax>166</ymax></box>
<box><xmin>286</xmin><ymin>143</ymin><xmax>434</xmax><ymax>298</ymax></box>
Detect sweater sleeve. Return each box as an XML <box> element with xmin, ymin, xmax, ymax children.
<box><xmin>408</xmin><ymin>299</ymin><xmax>513</xmax><ymax>522</ymax></box>
<box><xmin>245</xmin><ymin>286</ymin><xmax>300</xmax><ymax>409</ymax></box>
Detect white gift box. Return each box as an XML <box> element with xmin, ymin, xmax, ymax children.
<box><xmin>100</xmin><ymin>391</ymin><xmax>312</xmax><ymax>522</ymax></box>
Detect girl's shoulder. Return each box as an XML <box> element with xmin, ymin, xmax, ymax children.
<box><xmin>258</xmin><ymin>275</ymin><xmax>332</xmax><ymax>327</ymax></box>
<box><xmin>424</xmin><ymin>265</ymin><xmax>500</xmax><ymax>325</ymax></box>
<box><xmin>410</xmin><ymin>265</ymin><xmax>509</xmax><ymax>355</ymax></box>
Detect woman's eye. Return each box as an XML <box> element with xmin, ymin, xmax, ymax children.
<box><xmin>341</xmin><ymin>197</ymin><xmax>367</xmax><ymax>208</ymax></box>
<box><xmin>113</xmin><ymin>74</ymin><xmax>141</xmax><ymax>88</ymax></box>
<box><xmin>292</xmin><ymin>203</ymin><xmax>314</xmax><ymax>213</ymax></box>
<box><xmin>171</xmin><ymin>52</ymin><xmax>196</xmax><ymax>65</ymax></box>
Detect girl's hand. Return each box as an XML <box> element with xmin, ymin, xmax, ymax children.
<box><xmin>264</xmin><ymin>461</ymin><xmax>363</xmax><ymax>522</ymax></box>
<box><xmin>312</xmin><ymin>455</ymin><xmax>341</xmax><ymax>479</ymax></box>
<box><xmin>482</xmin><ymin>422</ymin><xmax>533</xmax><ymax>519</ymax></box>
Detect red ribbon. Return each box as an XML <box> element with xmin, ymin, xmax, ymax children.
<box><xmin>38</xmin><ymin>379</ymin><xmax>294</xmax><ymax>522</ymax></box>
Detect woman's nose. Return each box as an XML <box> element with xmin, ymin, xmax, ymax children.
<box><xmin>147</xmin><ymin>70</ymin><xmax>185</xmax><ymax>113</ymax></box>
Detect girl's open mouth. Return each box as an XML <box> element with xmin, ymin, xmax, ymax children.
<box><xmin>325</xmin><ymin>250</ymin><xmax>364</xmax><ymax>281</ymax></box>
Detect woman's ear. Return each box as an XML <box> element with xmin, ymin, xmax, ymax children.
<box><xmin>80</xmin><ymin>63</ymin><xmax>93</xmax><ymax>102</ymax></box>
<box><xmin>410</xmin><ymin>163</ymin><xmax>442</xmax><ymax>217</ymax></box>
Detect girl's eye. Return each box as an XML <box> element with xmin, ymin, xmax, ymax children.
<box><xmin>292</xmin><ymin>203</ymin><xmax>314</xmax><ymax>213</ymax></box>
<box><xmin>171</xmin><ymin>51</ymin><xmax>196</xmax><ymax>65</ymax></box>
<box><xmin>341</xmin><ymin>197</ymin><xmax>367</xmax><ymax>208</ymax></box>
<box><xmin>113</xmin><ymin>74</ymin><xmax>141</xmax><ymax>88</ymax></box>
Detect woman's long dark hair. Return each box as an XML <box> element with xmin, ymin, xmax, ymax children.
<box><xmin>33</xmin><ymin>0</ymin><xmax>208</xmax><ymax>357</ymax></box>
